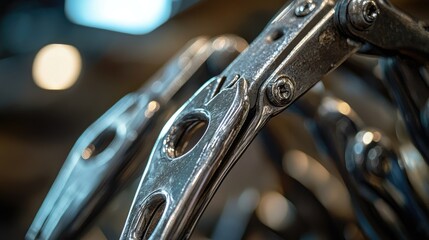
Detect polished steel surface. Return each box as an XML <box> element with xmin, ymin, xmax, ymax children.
<box><xmin>26</xmin><ymin>35</ymin><xmax>247</xmax><ymax>240</ymax></box>
<box><xmin>22</xmin><ymin>0</ymin><xmax>429</xmax><ymax>239</ymax></box>
<box><xmin>121</xmin><ymin>0</ymin><xmax>429</xmax><ymax>239</ymax></box>
<box><xmin>121</xmin><ymin>0</ymin><xmax>360</xmax><ymax>238</ymax></box>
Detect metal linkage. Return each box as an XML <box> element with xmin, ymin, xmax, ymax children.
<box><xmin>337</xmin><ymin>0</ymin><xmax>429</xmax><ymax>163</ymax></box>
<box><xmin>26</xmin><ymin>35</ymin><xmax>247</xmax><ymax>240</ymax></box>
<box><xmin>337</xmin><ymin>0</ymin><xmax>429</xmax><ymax>164</ymax></box>
<box><xmin>336</xmin><ymin>0</ymin><xmax>429</xmax><ymax>60</ymax></box>
<box><xmin>27</xmin><ymin>0</ymin><xmax>429</xmax><ymax>238</ymax></box>
<box><xmin>121</xmin><ymin>0</ymin><xmax>361</xmax><ymax>239</ymax></box>
<box><xmin>121</xmin><ymin>0</ymin><xmax>429</xmax><ymax>239</ymax></box>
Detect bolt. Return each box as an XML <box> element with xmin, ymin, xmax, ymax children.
<box><xmin>295</xmin><ymin>0</ymin><xmax>316</xmax><ymax>17</ymax></box>
<box><xmin>348</xmin><ymin>0</ymin><xmax>380</xmax><ymax>30</ymax></box>
<box><xmin>363</xmin><ymin>1</ymin><xmax>379</xmax><ymax>22</ymax></box>
<box><xmin>267</xmin><ymin>77</ymin><xmax>294</xmax><ymax>107</ymax></box>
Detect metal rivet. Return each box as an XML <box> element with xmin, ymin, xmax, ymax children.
<box><xmin>348</xmin><ymin>0</ymin><xmax>380</xmax><ymax>30</ymax></box>
<box><xmin>295</xmin><ymin>0</ymin><xmax>316</xmax><ymax>17</ymax></box>
<box><xmin>267</xmin><ymin>77</ymin><xmax>295</xmax><ymax>107</ymax></box>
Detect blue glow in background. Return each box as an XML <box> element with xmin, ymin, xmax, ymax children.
<box><xmin>65</xmin><ymin>0</ymin><xmax>172</xmax><ymax>35</ymax></box>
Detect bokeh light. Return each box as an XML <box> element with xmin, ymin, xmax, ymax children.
<box><xmin>256</xmin><ymin>191</ymin><xmax>295</xmax><ymax>231</ymax></box>
<box><xmin>32</xmin><ymin>44</ymin><xmax>82</xmax><ymax>90</ymax></box>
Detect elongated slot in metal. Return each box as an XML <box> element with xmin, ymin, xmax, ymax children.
<box><xmin>130</xmin><ymin>194</ymin><xmax>167</xmax><ymax>240</ymax></box>
<box><xmin>211</xmin><ymin>76</ymin><xmax>226</xmax><ymax>98</ymax></box>
<box><xmin>266</xmin><ymin>28</ymin><xmax>284</xmax><ymax>43</ymax></box>
<box><xmin>165</xmin><ymin>113</ymin><xmax>209</xmax><ymax>159</ymax></box>
<box><xmin>81</xmin><ymin>128</ymin><xmax>116</xmax><ymax>160</ymax></box>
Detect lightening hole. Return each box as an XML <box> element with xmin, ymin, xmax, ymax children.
<box><xmin>165</xmin><ymin>114</ymin><xmax>209</xmax><ymax>158</ymax></box>
<box><xmin>81</xmin><ymin>128</ymin><xmax>116</xmax><ymax>160</ymax></box>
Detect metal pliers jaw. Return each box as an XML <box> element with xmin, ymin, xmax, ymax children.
<box><xmin>121</xmin><ymin>0</ymin><xmax>429</xmax><ymax>239</ymax></box>
<box><xmin>26</xmin><ymin>36</ymin><xmax>247</xmax><ymax>240</ymax></box>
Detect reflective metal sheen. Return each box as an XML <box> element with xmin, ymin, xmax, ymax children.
<box><xmin>26</xmin><ymin>35</ymin><xmax>247</xmax><ymax>240</ymax></box>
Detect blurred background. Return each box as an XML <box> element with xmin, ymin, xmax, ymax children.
<box><xmin>0</xmin><ymin>0</ymin><xmax>427</xmax><ymax>239</ymax></box>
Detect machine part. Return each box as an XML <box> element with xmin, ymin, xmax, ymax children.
<box><xmin>26</xmin><ymin>35</ymin><xmax>247</xmax><ymax>240</ymax></box>
<box><xmin>121</xmin><ymin>0</ymin><xmax>360</xmax><ymax>238</ymax></box>
<box><xmin>27</xmin><ymin>0</ymin><xmax>429</xmax><ymax>239</ymax></box>
<box><xmin>122</xmin><ymin>0</ymin><xmax>429</xmax><ymax>238</ymax></box>
<box><xmin>346</xmin><ymin>129</ymin><xmax>429</xmax><ymax>239</ymax></box>
<box><xmin>266</xmin><ymin>76</ymin><xmax>295</xmax><ymax>107</ymax></box>
<box><xmin>336</xmin><ymin>0</ymin><xmax>429</xmax><ymax>60</ymax></box>
<box><xmin>294</xmin><ymin>0</ymin><xmax>317</xmax><ymax>17</ymax></box>
<box><xmin>347</xmin><ymin>0</ymin><xmax>379</xmax><ymax>30</ymax></box>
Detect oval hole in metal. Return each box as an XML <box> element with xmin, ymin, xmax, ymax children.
<box><xmin>165</xmin><ymin>113</ymin><xmax>209</xmax><ymax>158</ymax></box>
<box><xmin>81</xmin><ymin>127</ymin><xmax>116</xmax><ymax>160</ymax></box>
<box><xmin>130</xmin><ymin>194</ymin><xmax>167</xmax><ymax>240</ymax></box>
<box><xmin>266</xmin><ymin>28</ymin><xmax>284</xmax><ymax>43</ymax></box>
<box><xmin>124</xmin><ymin>101</ymin><xmax>139</xmax><ymax>115</ymax></box>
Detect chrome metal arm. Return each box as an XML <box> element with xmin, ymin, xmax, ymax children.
<box><xmin>121</xmin><ymin>0</ymin><xmax>429</xmax><ymax>239</ymax></box>
<box><xmin>26</xmin><ymin>35</ymin><xmax>247</xmax><ymax>240</ymax></box>
<box><xmin>27</xmin><ymin>0</ymin><xmax>429</xmax><ymax>239</ymax></box>
<box><xmin>121</xmin><ymin>0</ymin><xmax>359</xmax><ymax>239</ymax></box>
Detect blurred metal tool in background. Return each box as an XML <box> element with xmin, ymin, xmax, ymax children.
<box><xmin>26</xmin><ymin>35</ymin><xmax>247</xmax><ymax>240</ymax></box>
<box><xmin>288</xmin><ymin>86</ymin><xmax>429</xmax><ymax>239</ymax></box>
<box><xmin>120</xmin><ymin>0</ymin><xmax>429</xmax><ymax>239</ymax></box>
<box><xmin>382</xmin><ymin>58</ymin><xmax>429</xmax><ymax>163</ymax></box>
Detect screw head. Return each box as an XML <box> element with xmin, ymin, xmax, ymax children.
<box><xmin>295</xmin><ymin>0</ymin><xmax>316</xmax><ymax>17</ymax></box>
<box><xmin>267</xmin><ymin>77</ymin><xmax>294</xmax><ymax>107</ymax></box>
<box><xmin>363</xmin><ymin>1</ymin><xmax>379</xmax><ymax>23</ymax></box>
<box><xmin>348</xmin><ymin>0</ymin><xmax>380</xmax><ymax>30</ymax></box>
